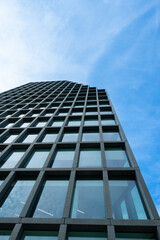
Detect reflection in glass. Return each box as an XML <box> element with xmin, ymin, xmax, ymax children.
<box><xmin>33</xmin><ymin>180</ymin><xmax>68</xmax><ymax>218</ymax></box>
<box><xmin>79</xmin><ymin>149</ymin><xmax>101</xmax><ymax>168</ymax></box>
<box><xmin>62</xmin><ymin>133</ymin><xmax>78</xmax><ymax>142</ymax></box>
<box><xmin>22</xmin><ymin>134</ymin><xmax>37</xmax><ymax>143</ymax></box>
<box><xmin>4</xmin><ymin>123</ymin><xmax>14</xmax><ymax>128</ymax></box>
<box><xmin>52</xmin><ymin>149</ymin><xmax>75</xmax><ymax>168</ymax></box>
<box><xmin>116</xmin><ymin>232</ymin><xmax>156</xmax><ymax>240</ymax></box>
<box><xmin>105</xmin><ymin>148</ymin><xmax>130</xmax><ymax>167</ymax></box>
<box><xmin>82</xmin><ymin>132</ymin><xmax>100</xmax><ymax>142</ymax></box>
<box><xmin>103</xmin><ymin>132</ymin><xmax>121</xmax><ymax>141</ymax></box>
<box><xmin>71</xmin><ymin>180</ymin><xmax>106</xmax><ymax>219</ymax></box>
<box><xmin>3</xmin><ymin>134</ymin><xmax>18</xmax><ymax>143</ymax></box>
<box><xmin>52</xmin><ymin>120</ymin><xmax>64</xmax><ymax>127</ymax></box>
<box><xmin>101</xmin><ymin>118</ymin><xmax>115</xmax><ymax>125</ymax></box>
<box><xmin>68</xmin><ymin>120</ymin><xmax>81</xmax><ymax>126</ymax></box>
<box><xmin>21</xmin><ymin>231</ymin><xmax>58</xmax><ymax>240</ymax></box>
<box><xmin>25</xmin><ymin>149</ymin><xmax>50</xmax><ymax>168</ymax></box>
<box><xmin>42</xmin><ymin>133</ymin><xmax>57</xmax><ymax>142</ymax></box>
<box><xmin>20</xmin><ymin>122</ymin><xmax>31</xmax><ymax>128</ymax></box>
<box><xmin>0</xmin><ymin>230</ymin><xmax>11</xmax><ymax>240</ymax></box>
<box><xmin>84</xmin><ymin>119</ymin><xmax>98</xmax><ymax>126</ymax></box>
<box><xmin>68</xmin><ymin>232</ymin><xmax>107</xmax><ymax>240</ymax></box>
<box><xmin>0</xmin><ymin>180</ymin><xmax>35</xmax><ymax>217</ymax></box>
<box><xmin>1</xmin><ymin>150</ymin><xmax>25</xmax><ymax>168</ymax></box>
<box><xmin>35</xmin><ymin>121</ymin><xmax>47</xmax><ymax>127</ymax></box>
<box><xmin>109</xmin><ymin>180</ymin><xmax>148</xmax><ymax>219</ymax></box>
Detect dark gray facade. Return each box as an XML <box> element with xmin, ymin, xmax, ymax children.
<box><xmin>0</xmin><ymin>80</ymin><xmax>159</xmax><ymax>240</ymax></box>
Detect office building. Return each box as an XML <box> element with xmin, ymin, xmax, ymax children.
<box><xmin>0</xmin><ymin>80</ymin><xmax>159</xmax><ymax>240</ymax></box>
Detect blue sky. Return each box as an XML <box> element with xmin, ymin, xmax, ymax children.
<box><xmin>0</xmin><ymin>0</ymin><xmax>160</xmax><ymax>214</ymax></box>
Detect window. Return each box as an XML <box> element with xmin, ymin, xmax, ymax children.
<box><xmin>109</xmin><ymin>180</ymin><xmax>148</xmax><ymax>219</ymax></box>
<box><xmin>62</xmin><ymin>133</ymin><xmax>78</xmax><ymax>142</ymax></box>
<box><xmin>71</xmin><ymin>180</ymin><xmax>106</xmax><ymax>219</ymax></box>
<box><xmin>103</xmin><ymin>131</ymin><xmax>121</xmax><ymax>141</ymax></box>
<box><xmin>82</xmin><ymin>132</ymin><xmax>100</xmax><ymax>142</ymax></box>
<box><xmin>0</xmin><ymin>180</ymin><xmax>35</xmax><ymax>217</ymax></box>
<box><xmin>116</xmin><ymin>233</ymin><xmax>156</xmax><ymax>240</ymax></box>
<box><xmin>42</xmin><ymin>133</ymin><xmax>57</xmax><ymax>142</ymax></box>
<box><xmin>35</xmin><ymin>121</ymin><xmax>48</xmax><ymax>127</ymax></box>
<box><xmin>68</xmin><ymin>120</ymin><xmax>81</xmax><ymax>126</ymax></box>
<box><xmin>22</xmin><ymin>134</ymin><xmax>37</xmax><ymax>143</ymax></box>
<box><xmin>84</xmin><ymin>119</ymin><xmax>98</xmax><ymax>126</ymax></box>
<box><xmin>72</xmin><ymin>112</ymin><xmax>83</xmax><ymax>116</ymax></box>
<box><xmin>100</xmin><ymin>110</ymin><xmax>112</xmax><ymax>115</ymax></box>
<box><xmin>101</xmin><ymin>118</ymin><xmax>115</xmax><ymax>125</ymax></box>
<box><xmin>21</xmin><ymin>231</ymin><xmax>58</xmax><ymax>240</ymax></box>
<box><xmin>3</xmin><ymin>134</ymin><xmax>19</xmax><ymax>143</ymax></box>
<box><xmin>105</xmin><ymin>148</ymin><xmax>130</xmax><ymax>167</ymax></box>
<box><xmin>58</xmin><ymin>112</ymin><xmax>68</xmax><ymax>116</ymax></box>
<box><xmin>20</xmin><ymin>122</ymin><xmax>31</xmax><ymax>128</ymax></box>
<box><xmin>68</xmin><ymin>232</ymin><xmax>107</xmax><ymax>240</ymax></box>
<box><xmin>32</xmin><ymin>113</ymin><xmax>39</xmax><ymax>117</ymax></box>
<box><xmin>4</xmin><ymin>123</ymin><xmax>14</xmax><ymax>128</ymax></box>
<box><xmin>1</xmin><ymin>150</ymin><xmax>26</xmax><ymax>168</ymax></box>
<box><xmin>45</xmin><ymin>113</ymin><xmax>53</xmax><ymax>117</ymax></box>
<box><xmin>33</xmin><ymin>180</ymin><xmax>68</xmax><ymax>218</ymax></box>
<box><xmin>25</xmin><ymin>149</ymin><xmax>50</xmax><ymax>168</ymax></box>
<box><xmin>52</xmin><ymin>120</ymin><xmax>64</xmax><ymax>127</ymax></box>
<box><xmin>0</xmin><ymin>230</ymin><xmax>11</xmax><ymax>240</ymax></box>
<box><xmin>52</xmin><ymin>149</ymin><xmax>75</xmax><ymax>168</ymax></box>
<box><xmin>86</xmin><ymin>111</ymin><xmax>98</xmax><ymax>115</ymax></box>
<box><xmin>79</xmin><ymin>149</ymin><xmax>101</xmax><ymax>168</ymax></box>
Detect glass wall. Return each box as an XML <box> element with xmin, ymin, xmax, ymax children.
<box><xmin>109</xmin><ymin>180</ymin><xmax>148</xmax><ymax>219</ymax></box>
<box><xmin>71</xmin><ymin>180</ymin><xmax>106</xmax><ymax>219</ymax></box>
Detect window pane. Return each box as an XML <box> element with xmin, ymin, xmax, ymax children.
<box><xmin>33</xmin><ymin>180</ymin><xmax>68</xmax><ymax>218</ymax></box>
<box><xmin>0</xmin><ymin>180</ymin><xmax>35</xmax><ymax>217</ymax></box>
<box><xmin>101</xmin><ymin>119</ymin><xmax>115</xmax><ymax>125</ymax></box>
<box><xmin>100</xmin><ymin>111</ymin><xmax>112</xmax><ymax>115</ymax></box>
<box><xmin>52</xmin><ymin>149</ymin><xmax>75</xmax><ymax>168</ymax></box>
<box><xmin>42</xmin><ymin>134</ymin><xmax>57</xmax><ymax>142</ymax></box>
<box><xmin>82</xmin><ymin>132</ymin><xmax>100</xmax><ymax>142</ymax></box>
<box><xmin>62</xmin><ymin>133</ymin><xmax>78</xmax><ymax>142</ymax></box>
<box><xmin>109</xmin><ymin>180</ymin><xmax>148</xmax><ymax>219</ymax></box>
<box><xmin>0</xmin><ymin>230</ymin><xmax>11</xmax><ymax>240</ymax></box>
<box><xmin>103</xmin><ymin>132</ymin><xmax>121</xmax><ymax>141</ymax></box>
<box><xmin>84</xmin><ymin>119</ymin><xmax>98</xmax><ymax>126</ymax></box>
<box><xmin>116</xmin><ymin>232</ymin><xmax>156</xmax><ymax>240</ymax></box>
<box><xmin>20</xmin><ymin>122</ymin><xmax>31</xmax><ymax>128</ymax></box>
<box><xmin>86</xmin><ymin>111</ymin><xmax>98</xmax><ymax>115</ymax></box>
<box><xmin>35</xmin><ymin>121</ymin><xmax>47</xmax><ymax>127</ymax></box>
<box><xmin>22</xmin><ymin>134</ymin><xmax>37</xmax><ymax>143</ymax></box>
<box><xmin>72</xmin><ymin>112</ymin><xmax>82</xmax><ymax>116</ymax></box>
<box><xmin>25</xmin><ymin>149</ymin><xmax>50</xmax><ymax>168</ymax></box>
<box><xmin>21</xmin><ymin>231</ymin><xmax>58</xmax><ymax>240</ymax></box>
<box><xmin>71</xmin><ymin>180</ymin><xmax>106</xmax><ymax>219</ymax></box>
<box><xmin>68</xmin><ymin>120</ymin><xmax>81</xmax><ymax>126</ymax></box>
<box><xmin>68</xmin><ymin>232</ymin><xmax>107</xmax><ymax>240</ymax></box>
<box><xmin>1</xmin><ymin>150</ymin><xmax>26</xmax><ymax>168</ymax></box>
<box><xmin>4</xmin><ymin>123</ymin><xmax>14</xmax><ymax>128</ymax></box>
<box><xmin>79</xmin><ymin>149</ymin><xmax>101</xmax><ymax>168</ymax></box>
<box><xmin>3</xmin><ymin>134</ymin><xmax>18</xmax><ymax>143</ymax></box>
<box><xmin>52</xmin><ymin>121</ymin><xmax>63</xmax><ymax>127</ymax></box>
<box><xmin>105</xmin><ymin>148</ymin><xmax>130</xmax><ymax>167</ymax></box>
<box><xmin>45</xmin><ymin>113</ymin><xmax>53</xmax><ymax>117</ymax></box>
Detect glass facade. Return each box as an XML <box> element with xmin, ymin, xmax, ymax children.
<box><xmin>78</xmin><ymin>149</ymin><xmax>101</xmax><ymax>168</ymax></box>
<box><xmin>0</xmin><ymin>180</ymin><xmax>35</xmax><ymax>217</ymax></box>
<box><xmin>33</xmin><ymin>180</ymin><xmax>68</xmax><ymax>218</ymax></box>
<box><xmin>52</xmin><ymin>149</ymin><xmax>75</xmax><ymax>168</ymax></box>
<box><xmin>71</xmin><ymin>180</ymin><xmax>106</xmax><ymax>219</ymax></box>
<box><xmin>24</xmin><ymin>149</ymin><xmax>50</xmax><ymax>168</ymax></box>
<box><xmin>105</xmin><ymin>148</ymin><xmax>130</xmax><ymax>167</ymax></box>
<box><xmin>1</xmin><ymin>150</ymin><xmax>25</xmax><ymax>168</ymax></box>
<box><xmin>109</xmin><ymin>180</ymin><xmax>148</xmax><ymax>219</ymax></box>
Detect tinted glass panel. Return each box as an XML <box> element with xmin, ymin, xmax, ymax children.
<box><xmin>33</xmin><ymin>180</ymin><xmax>68</xmax><ymax>218</ymax></box>
<box><xmin>20</xmin><ymin>122</ymin><xmax>31</xmax><ymax>128</ymax></box>
<box><xmin>82</xmin><ymin>132</ymin><xmax>100</xmax><ymax>142</ymax></box>
<box><xmin>79</xmin><ymin>149</ymin><xmax>101</xmax><ymax>168</ymax></box>
<box><xmin>105</xmin><ymin>148</ymin><xmax>130</xmax><ymax>167</ymax></box>
<box><xmin>71</xmin><ymin>180</ymin><xmax>106</xmax><ymax>219</ymax></box>
<box><xmin>101</xmin><ymin>119</ymin><xmax>115</xmax><ymax>125</ymax></box>
<box><xmin>3</xmin><ymin>134</ymin><xmax>18</xmax><ymax>143</ymax></box>
<box><xmin>0</xmin><ymin>230</ymin><xmax>11</xmax><ymax>240</ymax></box>
<box><xmin>86</xmin><ymin>111</ymin><xmax>98</xmax><ymax>115</ymax></box>
<box><xmin>0</xmin><ymin>180</ymin><xmax>35</xmax><ymax>217</ymax></box>
<box><xmin>68</xmin><ymin>120</ymin><xmax>81</xmax><ymax>126</ymax></box>
<box><xmin>4</xmin><ymin>123</ymin><xmax>14</xmax><ymax>128</ymax></box>
<box><xmin>21</xmin><ymin>231</ymin><xmax>58</xmax><ymax>240</ymax></box>
<box><xmin>1</xmin><ymin>150</ymin><xmax>25</xmax><ymax>168</ymax></box>
<box><xmin>35</xmin><ymin>121</ymin><xmax>47</xmax><ymax>127</ymax></box>
<box><xmin>84</xmin><ymin>120</ymin><xmax>98</xmax><ymax>126</ymax></box>
<box><xmin>103</xmin><ymin>132</ymin><xmax>121</xmax><ymax>141</ymax></box>
<box><xmin>68</xmin><ymin>232</ymin><xmax>107</xmax><ymax>240</ymax></box>
<box><xmin>109</xmin><ymin>180</ymin><xmax>148</xmax><ymax>219</ymax></box>
<box><xmin>52</xmin><ymin>149</ymin><xmax>75</xmax><ymax>168</ymax></box>
<box><xmin>22</xmin><ymin>134</ymin><xmax>37</xmax><ymax>143</ymax></box>
<box><xmin>25</xmin><ymin>149</ymin><xmax>50</xmax><ymax>168</ymax></box>
<box><xmin>42</xmin><ymin>134</ymin><xmax>57</xmax><ymax>142</ymax></box>
<box><xmin>52</xmin><ymin>121</ymin><xmax>64</xmax><ymax>127</ymax></box>
<box><xmin>62</xmin><ymin>133</ymin><xmax>78</xmax><ymax>142</ymax></box>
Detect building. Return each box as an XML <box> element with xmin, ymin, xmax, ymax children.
<box><xmin>0</xmin><ymin>80</ymin><xmax>159</xmax><ymax>240</ymax></box>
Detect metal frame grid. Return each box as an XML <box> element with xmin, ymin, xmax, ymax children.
<box><xmin>0</xmin><ymin>80</ymin><xmax>159</xmax><ymax>240</ymax></box>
